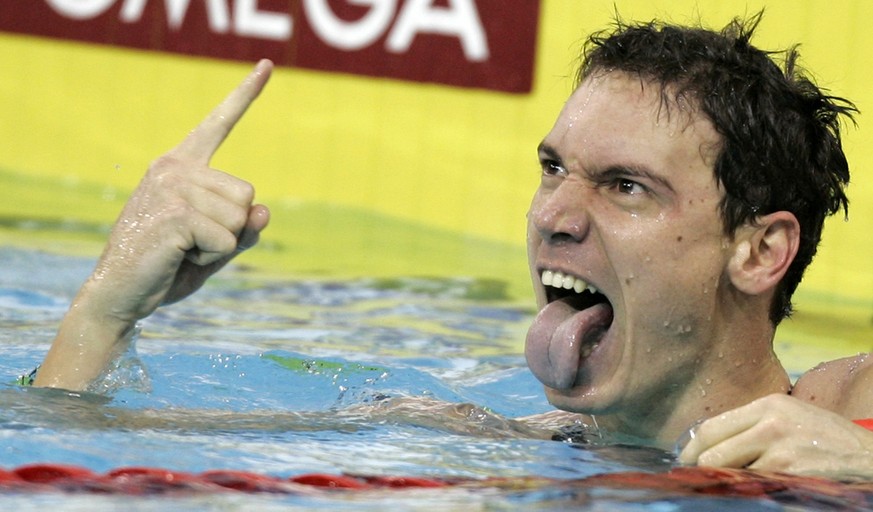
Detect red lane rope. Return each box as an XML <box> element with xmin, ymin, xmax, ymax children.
<box><xmin>1</xmin><ymin>463</ymin><xmax>872</xmax><ymax>504</ymax></box>
<box><xmin>2</xmin><ymin>464</ymin><xmax>453</xmax><ymax>494</ymax></box>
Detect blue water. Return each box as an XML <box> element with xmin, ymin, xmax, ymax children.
<box><xmin>0</xmin><ymin>248</ymin><xmax>855</xmax><ymax>510</ymax></box>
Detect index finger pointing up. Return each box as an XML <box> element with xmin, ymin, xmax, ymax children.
<box><xmin>174</xmin><ymin>59</ymin><xmax>273</xmax><ymax>163</ymax></box>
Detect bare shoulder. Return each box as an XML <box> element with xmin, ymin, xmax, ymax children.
<box><xmin>792</xmin><ymin>353</ymin><xmax>873</xmax><ymax>418</ymax></box>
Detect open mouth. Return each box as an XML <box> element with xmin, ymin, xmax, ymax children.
<box><xmin>525</xmin><ymin>269</ymin><xmax>615</xmax><ymax>389</ymax></box>
<box><xmin>541</xmin><ymin>270</ymin><xmax>610</xmax><ymax>312</ymax></box>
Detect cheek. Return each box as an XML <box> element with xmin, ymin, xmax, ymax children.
<box><xmin>620</xmin><ymin>229</ymin><xmax>725</xmax><ymax>314</ymax></box>
<box><xmin>526</xmin><ymin>218</ymin><xmax>546</xmax><ymax>307</ymax></box>
<box><xmin>610</xmin><ymin>222</ymin><xmax>678</xmax><ymax>281</ymax></box>
<box><xmin>659</xmin><ymin>205</ymin><xmax>728</xmax><ymax>262</ymax></box>
<box><xmin>526</xmin><ymin>220</ymin><xmax>540</xmax><ymax>263</ymax></box>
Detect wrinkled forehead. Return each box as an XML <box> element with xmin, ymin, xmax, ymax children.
<box><xmin>560</xmin><ymin>70</ymin><xmax>715</xmax><ymax>133</ymax></box>
<box><xmin>587</xmin><ymin>69</ymin><xmax>707</xmax><ymax>127</ymax></box>
<box><xmin>543</xmin><ymin>70</ymin><xmax>724</xmax><ymax>183</ymax></box>
<box><xmin>570</xmin><ymin>70</ymin><xmax>723</xmax><ymax>165</ymax></box>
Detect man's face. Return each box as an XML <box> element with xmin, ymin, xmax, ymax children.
<box><xmin>526</xmin><ymin>72</ymin><xmax>736</xmax><ymax>416</ymax></box>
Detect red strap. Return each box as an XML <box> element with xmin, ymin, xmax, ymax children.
<box><xmin>852</xmin><ymin>418</ymin><xmax>873</xmax><ymax>431</ymax></box>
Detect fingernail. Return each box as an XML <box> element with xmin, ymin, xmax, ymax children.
<box><xmin>255</xmin><ymin>59</ymin><xmax>273</xmax><ymax>73</ymax></box>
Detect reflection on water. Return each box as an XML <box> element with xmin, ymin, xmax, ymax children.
<box><xmin>2</xmin><ymin>247</ymin><xmax>840</xmax><ymax>510</ymax></box>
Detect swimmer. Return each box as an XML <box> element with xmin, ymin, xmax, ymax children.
<box><xmin>523</xmin><ymin>14</ymin><xmax>873</xmax><ymax>478</ymax></box>
<box><xmin>31</xmin><ymin>15</ymin><xmax>873</xmax><ymax>479</ymax></box>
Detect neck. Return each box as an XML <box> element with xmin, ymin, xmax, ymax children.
<box><xmin>597</xmin><ymin>334</ymin><xmax>791</xmax><ymax>448</ymax></box>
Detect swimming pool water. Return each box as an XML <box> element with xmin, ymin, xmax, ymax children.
<box><xmin>0</xmin><ymin>247</ymin><xmax>866</xmax><ymax>510</ymax></box>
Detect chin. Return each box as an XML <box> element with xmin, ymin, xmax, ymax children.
<box><xmin>544</xmin><ymin>384</ymin><xmax>613</xmax><ymax>415</ymax></box>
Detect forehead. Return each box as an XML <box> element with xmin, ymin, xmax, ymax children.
<box><xmin>544</xmin><ymin>72</ymin><xmax>721</xmax><ymax>177</ymax></box>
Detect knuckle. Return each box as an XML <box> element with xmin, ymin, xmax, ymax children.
<box><xmin>237</xmin><ymin>181</ymin><xmax>255</xmax><ymax>204</ymax></box>
<box><xmin>226</xmin><ymin>207</ymin><xmax>248</xmax><ymax>233</ymax></box>
<box><xmin>161</xmin><ymin>200</ymin><xmax>196</xmax><ymax>225</ymax></box>
<box><xmin>148</xmin><ymin>154</ymin><xmax>183</xmax><ymax>175</ymax></box>
<box><xmin>145</xmin><ymin>167</ymin><xmax>186</xmax><ymax>193</ymax></box>
<box><xmin>211</xmin><ymin>171</ymin><xmax>254</xmax><ymax>205</ymax></box>
<box><xmin>758</xmin><ymin>416</ymin><xmax>792</xmax><ymax>438</ymax></box>
<box><xmin>216</xmin><ymin>231</ymin><xmax>239</xmax><ymax>254</ymax></box>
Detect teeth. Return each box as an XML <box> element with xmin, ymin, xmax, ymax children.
<box><xmin>581</xmin><ymin>342</ymin><xmax>599</xmax><ymax>359</ymax></box>
<box><xmin>541</xmin><ymin>270</ymin><xmax>598</xmax><ymax>295</ymax></box>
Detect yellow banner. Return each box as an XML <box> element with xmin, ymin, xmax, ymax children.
<box><xmin>0</xmin><ymin>0</ymin><xmax>871</xmax><ymax>349</ymax></box>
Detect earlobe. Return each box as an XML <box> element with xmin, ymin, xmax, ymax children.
<box><xmin>727</xmin><ymin>212</ymin><xmax>800</xmax><ymax>295</ymax></box>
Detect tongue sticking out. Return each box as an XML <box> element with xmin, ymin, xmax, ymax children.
<box><xmin>525</xmin><ymin>297</ymin><xmax>613</xmax><ymax>390</ymax></box>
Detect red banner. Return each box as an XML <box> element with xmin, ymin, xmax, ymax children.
<box><xmin>0</xmin><ymin>0</ymin><xmax>540</xmax><ymax>93</ymax></box>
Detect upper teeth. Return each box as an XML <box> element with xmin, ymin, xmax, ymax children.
<box><xmin>541</xmin><ymin>270</ymin><xmax>598</xmax><ymax>295</ymax></box>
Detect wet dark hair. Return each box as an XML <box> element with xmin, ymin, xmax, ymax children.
<box><xmin>577</xmin><ymin>12</ymin><xmax>856</xmax><ymax>325</ymax></box>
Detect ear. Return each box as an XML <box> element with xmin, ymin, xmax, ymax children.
<box><xmin>727</xmin><ymin>211</ymin><xmax>800</xmax><ymax>295</ymax></box>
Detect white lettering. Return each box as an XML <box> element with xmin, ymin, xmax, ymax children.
<box><xmin>387</xmin><ymin>0</ymin><xmax>489</xmax><ymax>61</ymax></box>
<box><xmin>164</xmin><ymin>0</ymin><xmax>191</xmax><ymax>29</ymax></box>
<box><xmin>45</xmin><ymin>0</ymin><xmax>115</xmax><ymax>19</ymax></box>
<box><xmin>119</xmin><ymin>0</ymin><xmax>147</xmax><ymax>23</ymax></box>
<box><xmin>234</xmin><ymin>0</ymin><xmax>292</xmax><ymax>41</ymax></box>
<box><xmin>44</xmin><ymin>0</ymin><xmax>494</xmax><ymax>61</ymax></box>
<box><xmin>205</xmin><ymin>0</ymin><xmax>231</xmax><ymax>33</ymax></box>
<box><xmin>119</xmin><ymin>0</ymin><xmax>229</xmax><ymax>32</ymax></box>
<box><xmin>304</xmin><ymin>0</ymin><xmax>396</xmax><ymax>51</ymax></box>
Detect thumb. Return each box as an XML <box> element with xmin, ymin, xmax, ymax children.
<box><xmin>236</xmin><ymin>204</ymin><xmax>270</xmax><ymax>252</ymax></box>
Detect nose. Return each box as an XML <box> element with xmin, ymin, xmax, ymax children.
<box><xmin>529</xmin><ymin>181</ymin><xmax>590</xmax><ymax>244</ymax></box>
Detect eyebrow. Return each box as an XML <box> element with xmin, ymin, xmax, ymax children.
<box><xmin>537</xmin><ymin>141</ymin><xmax>675</xmax><ymax>194</ymax></box>
<box><xmin>596</xmin><ymin>164</ymin><xmax>676</xmax><ymax>194</ymax></box>
<box><xmin>537</xmin><ymin>141</ymin><xmax>561</xmax><ymax>163</ymax></box>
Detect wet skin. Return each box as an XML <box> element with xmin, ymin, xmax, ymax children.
<box><xmin>524</xmin><ymin>71</ymin><xmax>790</xmax><ymax>443</ymax></box>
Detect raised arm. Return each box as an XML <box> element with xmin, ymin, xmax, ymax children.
<box><xmin>34</xmin><ymin>60</ymin><xmax>274</xmax><ymax>390</ymax></box>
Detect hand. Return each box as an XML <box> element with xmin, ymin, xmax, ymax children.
<box><xmin>35</xmin><ymin>60</ymin><xmax>273</xmax><ymax>390</ymax></box>
<box><xmin>678</xmin><ymin>393</ymin><xmax>873</xmax><ymax>479</ymax></box>
<box><xmin>94</xmin><ymin>58</ymin><xmax>273</xmax><ymax>319</ymax></box>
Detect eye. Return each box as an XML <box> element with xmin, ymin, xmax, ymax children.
<box><xmin>541</xmin><ymin>159</ymin><xmax>567</xmax><ymax>177</ymax></box>
<box><xmin>615</xmin><ymin>178</ymin><xmax>647</xmax><ymax>195</ymax></box>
